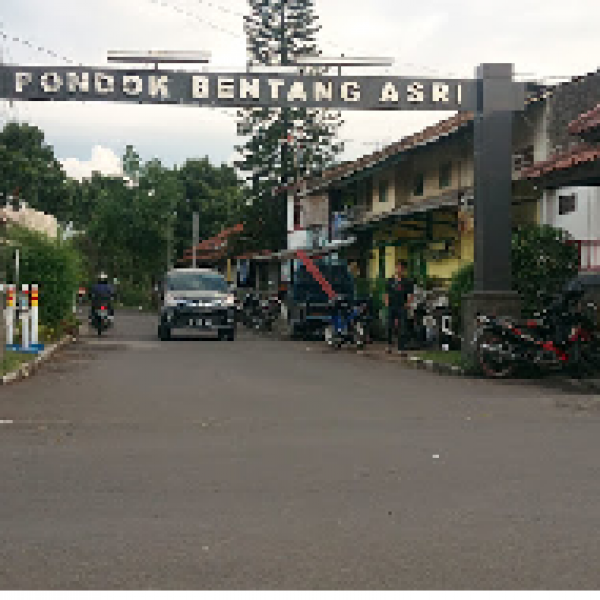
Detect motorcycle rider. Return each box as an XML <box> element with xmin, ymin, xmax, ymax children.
<box><xmin>89</xmin><ymin>272</ymin><xmax>115</xmax><ymax>321</ymax></box>
<box><xmin>384</xmin><ymin>260</ymin><xmax>415</xmax><ymax>355</ymax></box>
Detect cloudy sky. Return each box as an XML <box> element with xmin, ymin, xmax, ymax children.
<box><xmin>1</xmin><ymin>0</ymin><xmax>599</xmax><ymax>179</ymax></box>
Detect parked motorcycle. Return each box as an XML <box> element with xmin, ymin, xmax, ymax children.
<box><xmin>473</xmin><ymin>283</ymin><xmax>600</xmax><ymax>378</ymax></box>
<box><xmin>241</xmin><ymin>292</ymin><xmax>281</xmax><ymax>332</ymax></box>
<box><xmin>324</xmin><ymin>295</ymin><xmax>372</xmax><ymax>350</ymax></box>
<box><xmin>241</xmin><ymin>292</ymin><xmax>261</xmax><ymax>329</ymax></box>
<box><xmin>256</xmin><ymin>294</ymin><xmax>282</xmax><ymax>332</ymax></box>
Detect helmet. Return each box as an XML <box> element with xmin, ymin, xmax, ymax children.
<box><xmin>98</xmin><ymin>272</ymin><xmax>108</xmax><ymax>283</ymax></box>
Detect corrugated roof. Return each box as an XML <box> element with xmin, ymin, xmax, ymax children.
<box><xmin>521</xmin><ymin>143</ymin><xmax>600</xmax><ymax>179</ymax></box>
<box><xmin>568</xmin><ymin>103</ymin><xmax>600</xmax><ymax>136</ymax></box>
<box><xmin>286</xmin><ymin>67</ymin><xmax>600</xmax><ymax>196</ymax></box>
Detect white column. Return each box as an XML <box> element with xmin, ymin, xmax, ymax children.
<box><xmin>20</xmin><ymin>284</ymin><xmax>30</xmax><ymax>350</ymax></box>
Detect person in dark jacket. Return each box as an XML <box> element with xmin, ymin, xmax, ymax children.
<box><xmin>384</xmin><ymin>260</ymin><xmax>415</xmax><ymax>355</ymax></box>
<box><xmin>89</xmin><ymin>273</ymin><xmax>115</xmax><ymax>318</ymax></box>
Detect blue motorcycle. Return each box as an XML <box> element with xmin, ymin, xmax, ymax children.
<box><xmin>324</xmin><ymin>295</ymin><xmax>371</xmax><ymax>349</ymax></box>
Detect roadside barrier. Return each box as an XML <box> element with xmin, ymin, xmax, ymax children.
<box><xmin>4</xmin><ymin>283</ymin><xmax>45</xmax><ymax>353</ymax></box>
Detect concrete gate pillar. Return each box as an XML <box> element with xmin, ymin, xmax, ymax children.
<box><xmin>462</xmin><ymin>64</ymin><xmax>525</xmax><ymax>362</ymax></box>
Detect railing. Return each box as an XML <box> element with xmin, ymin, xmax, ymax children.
<box><xmin>569</xmin><ymin>240</ymin><xmax>600</xmax><ymax>272</ymax></box>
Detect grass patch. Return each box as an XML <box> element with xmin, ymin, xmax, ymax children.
<box><xmin>414</xmin><ymin>350</ymin><xmax>463</xmax><ymax>366</ymax></box>
<box><xmin>413</xmin><ymin>349</ymin><xmax>480</xmax><ymax>374</ymax></box>
<box><xmin>1</xmin><ymin>351</ymin><xmax>36</xmax><ymax>377</ymax></box>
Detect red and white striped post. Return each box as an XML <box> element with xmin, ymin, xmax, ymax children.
<box><xmin>30</xmin><ymin>284</ymin><xmax>39</xmax><ymax>346</ymax></box>
<box><xmin>20</xmin><ymin>284</ymin><xmax>30</xmax><ymax>350</ymax></box>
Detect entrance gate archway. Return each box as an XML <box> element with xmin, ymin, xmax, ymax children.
<box><xmin>0</xmin><ymin>61</ymin><xmax>526</xmax><ymax>358</ymax></box>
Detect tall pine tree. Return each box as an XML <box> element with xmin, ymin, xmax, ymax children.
<box><xmin>236</xmin><ymin>0</ymin><xmax>344</xmax><ymax>252</ymax></box>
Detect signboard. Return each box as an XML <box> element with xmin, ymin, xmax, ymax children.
<box><xmin>0</xmin><ymin>66</ymin><xmax>477</xmax><ymax>111</ymax></box>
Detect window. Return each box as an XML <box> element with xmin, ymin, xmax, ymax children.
<box><xmin>413</xmin><ymin>174</ymin><xmax>424</xmax><ymax>197</ymax></box>
<box><xmin>513</xmin><ymin>146</ymin><xmax>535</xmax><ymax>174</ymax></box>
<box><xmin>378</xmin><ymin>179</ymin><xmax>389</xmax><ymax>203</ymax></box>
<box><xmin>558</xmin><ymin>194</ymin><xmax>576</xmax><ymax>216</ymax></box>
<box><xmin>439</xmin><ymin>162</ymin><xmax>452</xmax><ymax>188</ymax></box>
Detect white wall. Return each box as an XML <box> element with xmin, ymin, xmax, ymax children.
<box><xmin>546</xmin><ymin>186</ymin><xmax>600</xmax><ymax>241</ymax></box>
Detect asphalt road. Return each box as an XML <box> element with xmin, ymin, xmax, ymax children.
<box><xmin>1</xmin><ymin>311</ymin><xmax>600</xmax><ymax>589</ymax></box>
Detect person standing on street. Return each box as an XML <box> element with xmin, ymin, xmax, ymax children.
<box><xmin>384</xmin><ymin>260</ymin><xmax>415</xmax><ymax>355</ymax></box>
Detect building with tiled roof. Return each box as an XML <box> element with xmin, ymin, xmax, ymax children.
<box><xmin>280</xmin><ymin>67</ymin><xmax>600</xmax><ymax>285</ymax></box>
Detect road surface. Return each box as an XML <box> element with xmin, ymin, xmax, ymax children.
<box><xmin>1</xmin><ymin>311</ymin><xmax>599</xmax><ymax>589</ymax></box>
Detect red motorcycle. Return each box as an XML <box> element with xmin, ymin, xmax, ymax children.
<box><xmin>473</xmin><ymin>283</ymin><xmax>600</xmax><ymax>378</ymax></box>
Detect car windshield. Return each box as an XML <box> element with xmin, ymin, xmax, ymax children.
<box><xmin>167</xmin><ymin>272</ymin><xmax>228</xmax><ymax>293</ymax></box>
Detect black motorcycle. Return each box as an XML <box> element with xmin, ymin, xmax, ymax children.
<box><xmin>241</xmin><ymin>292</ymin><xmax>280</xmax><ymax>332</ymax></box>
<box><xmin>241</xmin><ymin>293</ymin><xmax>261</xmax><ymax>329</ymax></box>
<box><xmin>473</xmin><ymin>284</ymin><xmax>600</xmax><ymax>378</ymax></box>
<box><xmin>90</xmin><ymin>302</ymin><xmax>113</xmax><ymax>336</ymax></box>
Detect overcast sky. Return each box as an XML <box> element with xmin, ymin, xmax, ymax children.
<box><xmin>1</xmin><ymin>0</ymin><xmax>599</xmax><ymax>179</ymax></box>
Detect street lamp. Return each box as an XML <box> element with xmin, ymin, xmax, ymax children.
<box><xmin>292</xmin><ymin>56</ymin><xmax>395</xmax><ymax>67</ymax></box>
<box><xmin>107</xmin><ymin>50</ymin><xmax>212</xmax><ymax>70</ymax></box>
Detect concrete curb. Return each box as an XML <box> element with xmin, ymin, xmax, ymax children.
<box><xmin>359</xmin><ymin>345</ymin><xmax>600</xmax><ymax>393</ymax></box>
<box><xmin>1</xmin><ymin>334</ymin><xmax>77</xmax><ymax>386</ymax></box>
<box><xmin>362</xmin><ymin>348</ymin><xmax>468</xmax><ymax>377</ymax></box>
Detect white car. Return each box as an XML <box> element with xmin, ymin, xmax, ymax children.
<box><xmin>158</xmin><ymin>268</ymin><xmax>237</xmax><ymax>341</ymax></box>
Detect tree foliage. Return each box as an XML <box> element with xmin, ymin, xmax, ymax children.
<box><xmin>0</xmin><ymin>122</ymin><xmax>73</xmax><ymax>223</ymax></box>
<box><xmin>236</xmin><ymin>0</ymin><xmax>344</xmax><ymax>251</ymax></box>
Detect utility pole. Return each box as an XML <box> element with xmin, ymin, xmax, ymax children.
<box><xmin>281</xmin><ymin>0</ymin><xmax>291</xmax><ymax>251</ymax></box>
<box><xmin>192</xmin><ymin>211</ymin><xmax>199</xmax><ymax>268</ymax></box>
<box><xmin>280</xmin><ymin>0</ymin><xmax>294</xmax><ymax>291</ymax></box>
<box><xmin>0</xmin><ymin>215</ymin><xmax>7</xmax><ymax>367</ymax></box>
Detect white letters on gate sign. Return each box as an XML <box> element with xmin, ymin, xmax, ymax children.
<box><xmin>314</xmin><ymin>81</ymin><xmax>333</xmax><ymax>101</ymax></box>
<box><xmin>240</xmin><ymin>78</ymin><xmax>260</xmax><ymax>100</ymax></box>
<box><xmin>407</xmin><ymin>82</ymin><xmax>424</xmax><ymax>103</ymax></box>
<box><xmin>380</xmin><ymin>81</ymin><xmax>399</xmax><ymax>103</ymax></box>
<box><xmin>287</xmin><ymin>81</ymin><xmax>307</xmax><ymax>102</ymax></box>
<box><xmin>192</xmin><ymin>76</ymin><xmax>209</xmax><ymax>99</ymax></box>
<box><xmin>67</xmin><ymin>72</ymin><xmax>90</xmax><ymax>93</ymax></box>
<box><xmin>41</xmin><ymin>73</ymin><xmax>63</xmax><ymax>93</ymax></box>
<box><xmin>15</xmin><ymin>72</ymin><xmax>32</xmax><ymax>93</ymax></box>
<box><xmin>95</xmin><ymin>73</ymin><xmax>115</xmax><ymax>94</ymax></box>
<box><xmin>432</xmin><ymin>83</ymin><xmax>450</xmax><ymax>103</ymax></box>
<box><xmin>341</xmin><ymin>82</ymin><xmax>361</xmax><ymax>102</ymax></box>
<box><xmin>218</xmin><ymin>78</ymin><xmax>235</xmax><ymax>99</ymax></box>
<box><xmin>268</xmin><ymin>79</ymin><xmax>285</xmax><ymax>100</ymax></box>
<box><xmin>457</xmin><ymin>84</ymin><xmax>462</xmax><ymax>105</ymax></box>
<box><xmin>123</xmin><ymin>75</ymin><xmax>143</xmax><ymax>96</ymax></box>
<box><xmin>150</xmin><ymin>76</ymin><xmax>170</xmax><ymax>98</ymax></box>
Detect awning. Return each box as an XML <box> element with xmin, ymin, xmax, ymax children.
<box><xmin>272</xmin><ymin>238</ymin><xmax>357</xmax><ymax>261</ymax></box>
<box><xmin>346</xmin><ymin>188</ymin><xmax>465</xmax><ymax>234</ymax></box>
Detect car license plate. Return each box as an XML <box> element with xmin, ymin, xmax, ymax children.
<box><xmin>189</xmin><ymin>318</ymin><xmax>211</xmax><ymax>327</ymax></box>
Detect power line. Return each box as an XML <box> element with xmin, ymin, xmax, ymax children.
<box><xmin>147</xmin><ymin>0</ymin><xmax>242</xmax><ymax>38</ymax></box>
<box><xmin>0</xmin><ymin>27</ymin><xmax>82</xmax><ymax>66</ymax></box>
<box><xmin>144</xmin><ymin>0</ymin><xmax>468</xmax><ymax>78</ymax></box>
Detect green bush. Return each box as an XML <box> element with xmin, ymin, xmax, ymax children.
<box><xmin>449</xmin><ymin>224</ymin><xmax>580</xmax><ymax>329</ymax></box>
<box><xmin>512</xmin><ymin>224</ymin><xmax>579</xmax><ymax>316</ymax></box>
<box><xmin>117</xmin><ymin>284</ymin><xmax>152</xmax><ymax>310</ymax></box>
<box><xmin>448</xmin><ymin>262</ymin><xmax>475</xmax><ymax>333</ymax></box>
<box><xmin>4</xmin><ymin>226</ymin><xmax>82</xmax><ymax>329</ymax></box>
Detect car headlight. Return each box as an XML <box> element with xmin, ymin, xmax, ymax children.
<box><xmin>164</xmin><ymin>293</ymin><xmax>179</xmax><ymax>307</ymax></box>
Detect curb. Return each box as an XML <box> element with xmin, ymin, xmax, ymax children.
<box><xmin>360</xmin><ymin>346</ymin><xmax>600</xmax><ymax>393</ymax></box>
<box><xmin>1</xmin><ymin>334</ymin><xmax>77</xmax><ymax>385</ymax></box>
<box><xmin>362</xmin><ymin>348</ymin><xmax>468</xmax><ymax>377</ymax></box>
